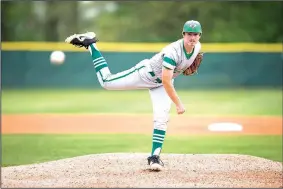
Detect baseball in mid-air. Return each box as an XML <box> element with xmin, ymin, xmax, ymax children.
<box><xmin>50</xmin><ymin>51</ymin><xmax>65</xmax><ymax>64</ymax></box>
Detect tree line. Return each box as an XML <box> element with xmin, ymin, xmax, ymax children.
<box><xmin>1</xmin><ymin>1</ymin><xmax>282</xmax><ymax>42</ymax></box>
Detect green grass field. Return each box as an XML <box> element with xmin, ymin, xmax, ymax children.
<box><xmin>2</xmin><ymin>88</ymin><xmax>282</xmax><ymax>115</ymax></box>
<box><xmin>2</xmin><ymin>89</ymin><xmax>282</xmax><ymax>166</ymax></box>
<box><xmin>2</xmin><ymin>134</ymin><xmax>282</xmax><ymax>166</ymax></box>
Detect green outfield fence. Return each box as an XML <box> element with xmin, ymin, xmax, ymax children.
<box><xmin>1</xmin><ymin>42</ymin><xmax>282</xmax><ymax>89</ymax></box>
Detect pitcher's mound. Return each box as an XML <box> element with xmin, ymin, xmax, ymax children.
<box><xmin>2</xmin><ymin>153</ymin><xmax>282</xmax><ymax>188</ymax></box>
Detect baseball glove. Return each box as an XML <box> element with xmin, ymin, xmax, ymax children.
<box><xmin>183</xmin><ymin>52</ymin><xmax>204</xmax><ymax>76</ymax></box>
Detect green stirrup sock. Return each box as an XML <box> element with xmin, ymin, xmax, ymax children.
<box><xmin>89</xmin><ymin>44</ymin><xmax>108</xmax><ymax>72</ymax></box>
<box><xmin>151</xmin><ymin>129</ymin><xmax>166</xmax><ymax>156</ymax></box>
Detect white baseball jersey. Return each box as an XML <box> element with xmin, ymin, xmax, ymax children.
<box><xmin>146</xmin><ymin>39</ymin><xmax>201</xmax><ymax>81</ymax></box>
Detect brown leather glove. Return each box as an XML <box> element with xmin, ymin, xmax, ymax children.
<box><xmin>183</xmin><ymin>52</ymin><xmax>204</xmax><ymax>76</ymax></box>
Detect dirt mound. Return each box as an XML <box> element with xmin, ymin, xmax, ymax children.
<box><xmin>1</xmin><ymin>153</ymin><xmax>282</xmax><ymax>188</ymax></box>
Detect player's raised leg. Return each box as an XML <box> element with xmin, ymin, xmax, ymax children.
<box><xmin>147</xmin><ymin>86</ymin><xmax>172</xmax><ymax>171</ymax></box>
<box><xmin>88</xmin><ymin>43</ymin><xmax>150</xmax><ymax>90</ymax></box>
<box><xmin>65</xmin><ymin>32</ymin><xmax>111</xmax><ymax>87</ymax></box>
<box><xmin>65</xmin><ymin>32</ymin><xmax>151</xmax><ymax>90</ymax></box>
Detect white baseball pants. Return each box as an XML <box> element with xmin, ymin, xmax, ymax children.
<box><xmin>96</xmin><ymin>60</ymin><xmax>172</xmax><ymax>132</ymax></box>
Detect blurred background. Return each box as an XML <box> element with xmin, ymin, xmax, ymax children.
<box><xmin>1</xmin><ymin>1</ymin><xmax>282</xmax><ymax>166</ymax></box>
<box><xmin>1</xmin><ymin>1</ymin><xmax>282</xmax><ymax>89</ymax></box>
<box><xmin>1</xmin><ymin>1</ymin><xmax>283</xmax><ymax>42</ymax></box>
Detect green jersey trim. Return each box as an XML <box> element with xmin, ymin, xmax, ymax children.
<box><xmin>182</xmin><ymin>39</ymin><xmax>195</xmax><ymax>59</ymax></box>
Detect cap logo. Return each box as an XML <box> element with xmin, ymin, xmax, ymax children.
<box><xmin>189</xmin><ymin>22</ymin><xmax>197</xmax><ymax>28</ymax></box>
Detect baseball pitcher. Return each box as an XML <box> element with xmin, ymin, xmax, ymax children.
<box><xmin>65</xmin><ymin>20</ymin><xmax>204</xmax><ymax>171</ymax></box>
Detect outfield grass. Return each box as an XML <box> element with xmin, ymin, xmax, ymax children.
<box><xmin>2</xmin><ymin>134</ymin><xmax>282</xmax><ymax>166</ymax></box>
<box><xmin>2</xmin><ymin>89</ymin><xmax>282</xmax><ymax>166</ymax></box>
<box><xmin>2</xmin><ymin>88</ymin><xmax>282</xmax><ymax>115</ymax></box>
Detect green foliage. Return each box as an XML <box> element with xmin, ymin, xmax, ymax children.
<box><xmin>95</xmin><ymin>1</ymin><xmax>283</xmax><ymax>42</ymax></box>
<box><xmin>1</xmin><ymin>1</ymin><xmax>79</xmax><ymax>42</ymax></box>
<box><xmin>1</xmin><ymin>1</ymin><xmax>41</xmax><ymax>41</ymax></box>
<box><xmin>1</xmin><ymin>1</ymin><xmax>282</xmax><ymax>42</ymax></box>
<box><xmin>2</xmin><ymin>134</ymin><xmax>282</xmax><ymax>166</ymax></box>
<box><xmin>2</xmin><ymin>89</ymin><xmax>282</xmax><ymax>115</ymax></box>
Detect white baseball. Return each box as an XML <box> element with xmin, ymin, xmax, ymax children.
<box><xmin>50</xmin><ymin>51</ymin><xmax>65</xmax><ymax>64</ymax></box>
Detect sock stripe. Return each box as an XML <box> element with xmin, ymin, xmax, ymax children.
<box><xmin>152</xmin><ymin>140</ymin><xmax>163</xmax><ymax>144</ymax></box>
<box><xmin>93</xmin><ymin>59</ymin><xmax>105</xmax><ymax>65</ymax></box>
<box><xmin>153</xmin><ymin>136</ymin><xmax>164</xmax><ymax>141</ymax></box>
<box><xmin>94</xmin><ymin>61</ymin><xmax>107</xmax><ymax>68</ymax></box>
<box><xmin>93</xmin><ymin>57</ymin><xmax>104</xmax><ymax>63</ymax></box>
<box><xmin>152</xmin><ymin>139</ymin><xmax>164</xmax><ymax>143</ymax></box>
<box><xmin>94</xmin><ymin>60</ymin><xmax>105</xmax><ymax>67</ymax></box>
<box><xmin>95</xmin><ymin>64</ymin><xmax>108</xmax><ymax>72</ymax></box>
<box><xmin>153</xmin><ymin>134</ymin><xmax>165</xmax><ymax>137</ymax></box>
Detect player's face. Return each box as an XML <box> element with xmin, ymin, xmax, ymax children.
<box><xmin>183</xmin><ymin>32</ymin><xmax>201</xmax><ymax>46</ymax></box>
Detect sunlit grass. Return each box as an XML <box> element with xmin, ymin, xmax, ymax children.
<box><xmin>2</xmin><ymin>88</ymin><xmax>282</xmax><ymax>115</ymax></box>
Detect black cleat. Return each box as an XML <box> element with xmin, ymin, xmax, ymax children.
<box><xmin>147</xmin><ymin>155</ymin><xmax>164</xmax><ymax>171</ymax></box>
<box><xmin>65</xmin><ymin>32</ymin><xmax>98</xmax><ymax>49</ymax></box>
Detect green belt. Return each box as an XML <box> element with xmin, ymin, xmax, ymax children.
<box><xmin>149</xmin><ymin>71</ymin><xmax>162</xmax><ymax>84</ymax></box>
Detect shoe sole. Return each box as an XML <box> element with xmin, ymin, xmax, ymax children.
<box><xmin>65</xmin><ymin>32</ymin><xmax>96</xmax><ymax>43</ymax></box>
<box><xmin>150</xmin><ymin>163</ymin><xmax>162</xmax><ymax>171</ymax></box>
